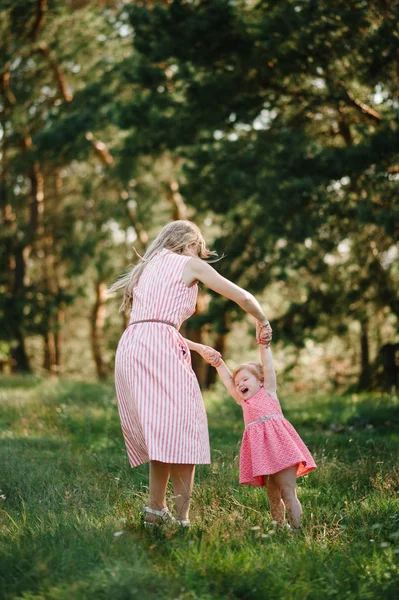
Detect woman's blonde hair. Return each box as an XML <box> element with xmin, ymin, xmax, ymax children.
<box><xmin>232</xmin><ymin>362</ymin><xmax>264</xmax><ymax>384</ymax></box>
<box><xmin>108</xmin><ymin>220</ymin><xmax>216</xmax><ymax>312</ymax></box>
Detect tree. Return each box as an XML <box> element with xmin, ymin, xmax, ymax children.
<box><xmin>0</xmin><ymin>0</ymin><xmax>135</xmax><ymax>374</ymax></box>
<box><xmin>114</xmin><ymin>0</ymin><xmax>398</xmax><ymax>388</ymax></box>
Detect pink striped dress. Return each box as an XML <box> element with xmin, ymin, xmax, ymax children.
<box><xmin>115</xmin><ymin>249</ymin><xmax>210</xmax><ymax>467</ymax></box>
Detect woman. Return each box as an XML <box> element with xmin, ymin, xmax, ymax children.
<box><xmin>110</xmin><ymin>220</ymin><xmax>271</xmax><ymax>527</ymax></box>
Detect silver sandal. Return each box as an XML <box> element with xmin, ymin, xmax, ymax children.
<box><xmin>176</xmin><ymin>519</ymin><xmax>190</xmax><ymax>528</ymax></box>
<box><xmin>143</xmin><ymin>506</ymin><xmax>176</xmax><ymax>529</ymax></box>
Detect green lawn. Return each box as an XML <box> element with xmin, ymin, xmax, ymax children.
<box><xmin>1</xmin><ymin>376</ymin><xmax>398</xmax><ymax>599</ymax></box>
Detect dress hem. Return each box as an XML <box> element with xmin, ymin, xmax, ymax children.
<box><xmin>129</xmin><ymin>456</ymin><xmax>211</xmax><ymax>468</ymax></box>
<box><xmin>240</xmin><ymin>461</ymin><xmax>317</xmax><ymax>486</ymax></box>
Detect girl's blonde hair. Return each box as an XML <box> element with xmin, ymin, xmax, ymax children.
<box><xmin>108</xmin><ymin>220</ymin><xmax>216</xmax><ymax>312</ymax></box>
<box><xmin>232</xmin><ymin>362</ymin><xmax>264</xmax><ymax>383</ymax></box>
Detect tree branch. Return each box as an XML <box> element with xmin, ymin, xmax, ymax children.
<box><xmin>338</xmin><ymin>83</ymin><xmax>381</xmax><ymax>122</ymax></box>
<box><xmin>37</xmin><ymin>41</ymin><xmax>73</xmax><ymax>102</ymax></box>
<box><xmin>124</xmin><ymin>194</ymin><xmax>149</xmax><ymax>252</ymax></box>
<box><xmin>0</xmin><ymin>62</ymin><xmax>17</xmax><ymax>106</ymax></box>
<box><xmin>164</xmin><ymin>180</ymin><xmax>188</xmax><ymax>220</ymax></box>
<box><xmin>85</xmin><ymin>132</ymin><xmax>114</xmax><ymax>165</ymax></box>
<box><xmin>22</xmin><ymin>135</ymin><xmax>44</xmax><ymax>247</ymax></box>
<box><xmin>30</xmin><ymin>0</ymin><xmax>48</xmax><ymax>41</ymax></box>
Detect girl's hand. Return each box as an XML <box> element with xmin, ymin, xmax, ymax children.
<box><xmin>198</xmin><ymin>345</ymin><xmax>222</xmax><ymax>367</ymax></box>
<box><xmin>256</xmin><ymin>321</ymin><xmax>272</xmax><ymax>347</ymax></box>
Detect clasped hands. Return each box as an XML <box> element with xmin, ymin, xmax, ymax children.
<box><xmin>198</xmin><ymin>320</ymin><xmax>272</xmax><ymax>367</ymax></box>
<box><xmin>197</xmin><ymin>344</ymin><xmax>223</xmax><ymax>367</ymax></box>
<box><xmin>256</xmin><ymin>321</ymin><xmax>272</xmax><ymax>346</ymax></box>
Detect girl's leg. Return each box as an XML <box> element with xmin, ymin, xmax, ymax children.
<box><xmin>273</xmin><ymin>465</ymin><xmax>302</xmax><ymax>529</ymax></box>
<box><xmin>264</xmin><ymin>475</ymin><xmax>285</xmax><ymax>524</ymax></box>
<box><xmin>170</xmin><ymin>464</ymin><xmax>195</xmax><ymax>521</ymax></box>
<box><xmin>146</xmin><ymin>460</ymin><xmax>171</xmax><ymax>523</ymax></box>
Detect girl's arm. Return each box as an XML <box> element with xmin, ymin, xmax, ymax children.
<box><xmin>185</xmin><ymin>259</ymin><xmax>269</xmax><ymax>325</ymax></box>
<box><xmin>216</xmin><ymin>360</ymin><xmax>241</xmax><ymax>404</ymax></box>
<box><xmin>259</xmin><ymin>345</ymin><xmax>278</xmax><ymax>398</ymax></box>
<box><xmin>194</xmin><ymin>344</ymin><xmax>241</xmax><ymax>404</ymax></box>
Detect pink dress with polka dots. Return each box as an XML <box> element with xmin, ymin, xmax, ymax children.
<box><xmin>239</xmin><ymin>387</ymin><xmax>316</xmax><ymax>486</ymax></box>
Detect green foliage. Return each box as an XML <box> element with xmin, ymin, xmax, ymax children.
<box><xmin>119</xmin><ymin>0</ymin><xmax>398</xmax><ymax>356</ymax></box>
<box><xmin>0</xmin><ymin>1</ymin><xmax>147</xmax><ymax>370</ymax></box>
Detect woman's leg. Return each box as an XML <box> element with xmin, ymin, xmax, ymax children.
<box><xmin>264</xmin><ymin>475</ymin><xmax>285</xmax><ymax>524</ymax></box>
<box><xmin>170</xmin><ymin>464</ymin><xmax>195</xmax><ymax>521</ymax></box>
<box><xmin>273</xmin><ymin>465</ymin><xmax>302</xmax><ymax>529</ymax></box>
<box><xmin>146</xmin><ymin>461</ymin><xmax>171</xmax><ymax>523</ymax></box>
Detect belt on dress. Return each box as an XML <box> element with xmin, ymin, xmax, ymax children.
<box><xmin>128</xmin><ymin>319</ymin><xmax>177</xmax><ymax>329</ymax></box>
<box><xmin>245</xmin><ymin>414</ymin><xmax>284</xmax><ymax>429</ymax></box>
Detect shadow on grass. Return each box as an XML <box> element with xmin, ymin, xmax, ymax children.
<box><xmin>0</xmin><ymin>435</ymin><xmax>199</xmax><ymax>599</ymax></box>
<box><xmin>0</xmin><ymin>374</ymin><xmax>43</xmax><ymax>390</ymax></box>
<box><xmin>283</xmin><ymin>393</ymin><xmax>399</xmax><ymax>433</ymax></box>
<box><xmin>0</xmin><ymin>433</ymin><xmax>154</xmax><ymax>516</ymax></box>
<box><xmin>44</xmin><ymin>379</ymin><xmax>116</xmax><ymax>408</ymax></box>
<box><xmin>0</xmin><ymin>519</ymin><xmax>174</xmax><ymax>600</ymax></box>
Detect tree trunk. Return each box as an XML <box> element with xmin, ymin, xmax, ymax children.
<box><xmin>121</xmin><ymin>311</ymin><xmax>129</xmax><ymax>331</ymax></box>
<box><xmin>8</xmin><ymin>244</ymin><xmax>31</xmax><ymax>373</ymax></box>
<box><xmin>206</xmin><ymin>312</ymin><xmax>230</xmax><ymax>388</ymax></box>
<box><xmin>381</xmin><ymin>343</ymin><xmax>399</xmax><ymax>392</ymax></box>
<box><xmin>23</xmin><ymin>136</ymin><xmax>44</xmax><ymax>250</ymax></box>
<box><xmin>358</xmin><ymin>319</ymin><xmax>371</xmax><ymax>390</ymax></box>
<box><xmin>187</xmin><ymin>325</ymin><xmax>206</xmax><ymax>388</ymax></box>
<box><xmin>10</xmin><ymin>327</ymin><xmax>30</xmax><ymax>373</ymax></box>
<box><xmin>39</xmin><ymin>175</ymin><xmax>59</xmax><ymax>375</ymax></box>
<box><xmin>91</xmin><ymin>280</ymin><xmax>108</xmax><ymax>380</ymax></box>
<box><xmin>1</xmin><ymin>92</ymin><xmax>30</xmax><ymax>372</ymax></box>
<box><xmin>54</xmin><ymin>307</ymin><xmax>65</xmax><ymax>371</ymax></box>
<box><xmin>185</xmin><ymin>292</ymin><xmax>209</xmax><ymax>388</ymax></box>
<box><xmin>205</xmin><ymin>331</ymin><xmax>228</xmax><ymax>388</ymax></box>
<box><xmin>43</xmin><ymin>330</ymin><xmax>57</xmax><ymax>374</ymax></box>
<box><xmin>53</xmin><ymin>170</ymin><xmax>65</xmax><ymax>372</ymax></box>
<box><xmin>0</xmin><ymin>110</ymin><xmax>16</xmax><ymax>226</ymax></box>
<box><xmin>165</xmin><ymin>180</ymin><xmax>187</xmax><ymax>220</ymax></box>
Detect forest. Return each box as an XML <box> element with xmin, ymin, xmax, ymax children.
<box><xmin>1</xmin><ymin>0</ymin><xmax>397</xmax><ymax>391</ymax></box>
<box><xmin>1</xmin><ymin>2</ymin><xmax>399</xmax><ymax>599</ymax></box>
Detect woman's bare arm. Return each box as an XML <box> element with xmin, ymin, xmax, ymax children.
<box><xmin>184</xmin><ymin>259</ymin><xmax>269</xmax><ymax>324</ymax></box>
<box><xmin>184</xmin><ymin>338</ymin><xmax>222</xmax><ymax>366</ymax></box>
<box><xmin>184</xmin><ymin>339</ymin><xmax>204</xmax><ymax>353</ymax></box>
<box><xmin>259</xmin><ymin>345</ymin><xmax>278</xmax><ymax>398</ymax></box>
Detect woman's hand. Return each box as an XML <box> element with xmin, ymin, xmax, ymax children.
<box><xmin>197</xmin><ymin>345</ymin><xmax>222</xmax><ymax>367</ymax></box>
<box><xmin>256</xmin><ymin>321</ymin><xmax>272</xmax><ymax>347</ymax></box>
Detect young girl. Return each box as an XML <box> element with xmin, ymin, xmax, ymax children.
<box><xmin>210</xmin><ymin>335</ymin><xmax>316</xmax><ymax>529</ymax></box>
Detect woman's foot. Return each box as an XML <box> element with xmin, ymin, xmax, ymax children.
<box><xmin>143</xmin><ymin>506</ymin><xmax>176</xmax><ymax>528</ymax></box>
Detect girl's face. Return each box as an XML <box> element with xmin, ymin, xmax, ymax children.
<box><xmin>234</xmin><ymin>368</ymin><xmax>262</xmax><ymax>402</ymax></box>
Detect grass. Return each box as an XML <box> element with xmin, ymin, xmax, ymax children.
<box><xmin>0</xmin><ymin>376</ymin><xmax>398</xmax><ymax>599</ymax></box>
